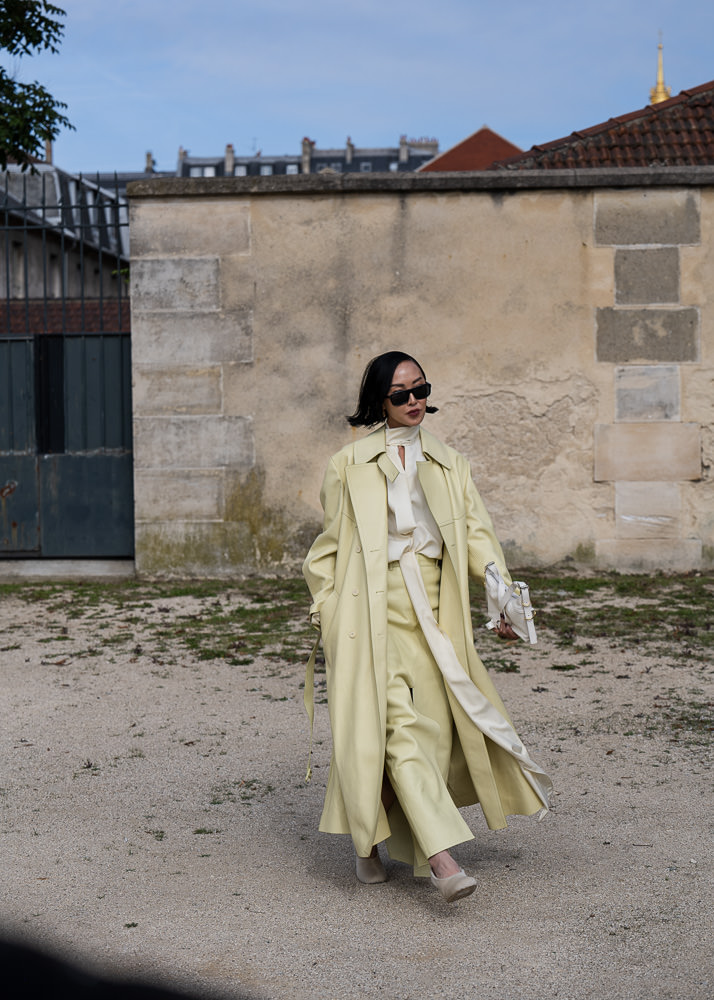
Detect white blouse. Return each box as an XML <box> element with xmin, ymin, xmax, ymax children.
<box><xmin>385</xmin><ymin>424</ymin><xmax>443</xmax><ymax>563</ymax></box>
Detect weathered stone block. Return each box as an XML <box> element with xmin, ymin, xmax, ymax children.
<box><xmin>219</xmin><ymin>255</ymin><xmax>258</xmax><ymax>312</ymax></box>
<box><xmin>614</xmin><ymin>248</ymin><xmax>679</xmax><ymax>304</ymax></box>
<box><xmin>133</xmin><ymin>415</ymin><xmax>254</xmax><ymax>470</ymax></box>
<box><xmin>133</xmin><ymin>366</ymin><xmax>222</xmax><ymax>415</ymax></box>
<box><xmin>596</xmin><ymin>308</ymin><xmax>698</xmax><ymax>363</ymax></box>
<box><xmin>594</xmin><ymin>423</ymin><xmax>701</xmax><ymax>481</ymax></box>
<box><xmin>595</xmin><ymin>190</ymin><xmax>700</xmax><ymax>246</ymax></box>
<box><xmin>595</xmin><ymin>538</ymin><xmax>701</xmax><ymax>571</ymax></box>
<box><xmin>131</xmin><ymin>309</ymin><xmax>253</xmax><ymax>365</ymax></box>
<box><xmin>129</xmin><ymin>199</ymin><xmax>251</xmax><ymax>257</ymax></box>
<box><xmin>131</xmin><ymin>258</ymin><xmax>219</xmax><ymax>311</ymax></box>
<box><xmin>614</xmin><ymin>365</ymin><xmax>680</xmax><ymax>421</ymax></box>
<box><xmin>134</xmin><ymin>469</ymin><xmax>223</xmax><ymax>520</ymax></box>
<box><xmin>615</xmin><ymin>482</ymin><xmax>681</xmax><ymax>538</ymax></box>
<box><xmin>134</xmin><ymin>521</ymin><xmax>257</xmax><ymax>577</ymax></box>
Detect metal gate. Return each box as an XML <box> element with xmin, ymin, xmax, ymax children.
<box><xmin>1</xmin><ymin>167</ymin><xmax>133</xmax><ymax>558</ymax></box>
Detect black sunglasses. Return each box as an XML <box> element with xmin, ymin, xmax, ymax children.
<box><xmin>386</xmin><ymin>382</ymin><xmax>431</xmax><ymax>407</ymax></box>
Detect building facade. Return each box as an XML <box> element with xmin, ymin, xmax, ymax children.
<box><xmin>177</xmin><ymin>135</ymin><xmax>439</xmax><ymax>178</ymax></box>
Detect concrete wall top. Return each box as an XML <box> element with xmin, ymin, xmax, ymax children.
<box><xmin>127</xmin><ymin>166</ymin><xmax>714</xmax><ymax>200</ymax></box>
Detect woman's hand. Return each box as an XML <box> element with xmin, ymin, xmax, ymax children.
<box><xmin>495</xmin><ymin>612</ymin><xmax>519</xmax><ymax>640</ymax></box>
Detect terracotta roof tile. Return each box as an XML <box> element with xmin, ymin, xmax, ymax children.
<box><xmin>418</xmin><ymin>127</ymin><xmax>522</xmax><ymax>171</ymax></box>
<box><xmin>495</xmin><ymin>81</ymin><xmax>714</xmax><ymax>169</ymax></box>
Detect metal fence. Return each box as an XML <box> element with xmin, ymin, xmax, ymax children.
<box><xmin>1</xmin><ymin>167</ymin><xmax>134</xmax><ymax>558</ymax></box>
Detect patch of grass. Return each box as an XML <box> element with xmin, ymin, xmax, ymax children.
<box><xmin>5</xmin><ymin>573</ymin><xmax>713</xmax><ymax>685</ymax></box>
<box><xmin>1</xmin><ymin>575</ymin><xmax>316</xmax><ymax>666</ymax></box>
<box><xmin>517</xmin><ymin>572</ymin><xmax>714</xmax><ymax>660</ymax></box>
<box><xmin>653</xmin><ymin>688</ymin><xmax>713</xmax><ymax>745</ymax></box>
<box><xmin>80</xmin><ymin>759</ymin><xmax>100</xmax><ymax>773</ymax></box>
<box><xmin>209</xmin><ymin>782</ymin><xmax>237</xmax><ymax>806</ymax></box>
<box><xmin>481</xmin><ymin>654</ymin><xmax>520</xmax><ymax>673</ymax></box>
<box><xmin>236</xmin><ymin>778</ymin><xmax>274</xmax><ymax>803</ymax></box>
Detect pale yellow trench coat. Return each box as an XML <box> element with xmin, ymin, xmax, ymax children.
<box><xmin>303</xmin><ymin>425</ymin><xmax>544</xmax><ymax>863</ymax></box>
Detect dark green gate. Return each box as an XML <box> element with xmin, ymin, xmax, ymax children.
<box><xmin>1</xmin><ymin>167</ymin><xmax>133</xmax><ymax>558</ymax></box>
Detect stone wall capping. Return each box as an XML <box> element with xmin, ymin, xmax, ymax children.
<box><xmin>127</xmin><ymin>166</ymin><xmax>714</xmax><ymax>200</ymax></box>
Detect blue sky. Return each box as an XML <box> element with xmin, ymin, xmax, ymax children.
<box><xmin>4</xmin><ymin>0</ymin><xmax>714</xmax><ymax>174</ymax></box>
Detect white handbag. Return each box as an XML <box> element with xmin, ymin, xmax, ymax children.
<box><xmin>484</xmin><ymin>562</ymin><xmax>537</xmax><ymax>644</ymax></box>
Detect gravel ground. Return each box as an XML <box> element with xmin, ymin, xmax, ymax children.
<box><xmin>1</xmin><ymin>581</ymin><xmax>712</xmax><ymax>1000</ymax></box>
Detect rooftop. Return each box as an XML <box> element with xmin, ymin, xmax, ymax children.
<box><xmin>418</xmin><ymin>126</ymin><xmax>521</xmax><ymax>172</ymax></box>
<box><xmin>494</xmin><ymin>80</ymin><xmax>714</xmax><ymax>170</ymax></box>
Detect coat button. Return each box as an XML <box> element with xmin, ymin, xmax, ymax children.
<box><xmin>352</xmin><ymin>589</ymin><xmax>359</xmax><ymax>596</ymax></box>
<box><xmin>355</xmin><ymin>545</ymin><xmax>362</xmax><ymax>553</ymax></box>
<box><xmin>348</xmin><ymin>631</ymin><xmax>356</xmax><ymax>638</ymax></box>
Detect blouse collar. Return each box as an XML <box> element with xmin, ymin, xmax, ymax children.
<box><xmin>385</xmin><ymin>423</ymin><xmax>421</xmax><ymax>447</ymax></box>
<box><xmin>352</xmin><ymin>425</ymin><xmax>453</xmax><ymax>469</ymax></box>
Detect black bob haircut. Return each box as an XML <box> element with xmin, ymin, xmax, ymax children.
<box><xmin>347</xmin><ymin>351</ymin><xmax>438</xmax><ymax>427</ymax></box>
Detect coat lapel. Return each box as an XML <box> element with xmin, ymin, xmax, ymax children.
<box><xmin>417</xmin><ymin>459</ymin><xmax>460</xmax><ymax>571</ymax></box>
<box><xmin>345</xmin><ymin>463</ymin><xmax>388</xmax><ymax>558</ymax></box>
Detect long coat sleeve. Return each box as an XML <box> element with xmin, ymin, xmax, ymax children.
<box><xmin>303</xmin><ymin>425</ymin><xmax>544</xmax><ymax>861</ymax></box>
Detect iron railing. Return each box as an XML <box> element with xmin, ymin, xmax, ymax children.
<box><xmin>1</xmin><ymin>165</ymin><xmax>130</xmax><ymax>337</ymax></box>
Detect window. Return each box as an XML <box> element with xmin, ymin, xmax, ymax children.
<box><xmin>203</xmin><ymin>166</ymin><xmax>216</xmax><ymax>177</ymax></box>
<box><xmin>260</xmin><ymin>164</ymin><xmax>273</xmax><ymax>176</ymax></box>
<box><xmin>189</xmin><ymin>166</ymin><xmax>202</xmax><ymax>177</ymax></box>
<box><xmin>389</xmin><ymin>162</ymin><xmax>399</xmax><ymax>172</ymax></box>
<box><xmin>234</xmin><ymin>165</ymin><xmax>247</xmax><ymax>176</ymax></box>
<box><xmin>330</xmin><ymin>162</ymin><xmax>342</xmax><ymax>172</ymax></box>
<box><xmin>360</xmin><ymin>162</ymin><xmax>372</xmax><ymax>172</ymax></box>
<box><xmin>286</xmin><ymin>164</ymin><xmax>299</xmax><ymax>174</ymax></box>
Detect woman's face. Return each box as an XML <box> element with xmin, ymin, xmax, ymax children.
<box><xmin>383</xmin><ymin>360</ymin><xmax>428</xmax><ymax>428</ymax></box>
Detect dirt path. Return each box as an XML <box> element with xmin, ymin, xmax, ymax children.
<box><xmin>1</xmin><ymin>577</ymin><xmax>712</xmax><ymax>999</ymax></box>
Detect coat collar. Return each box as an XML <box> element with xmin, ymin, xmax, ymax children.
<box><xmin>352</xmin><ymin>424</ymin><xmax>452</xmax><ymax>471</ymax></box>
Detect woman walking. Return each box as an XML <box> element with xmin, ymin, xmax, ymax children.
<box><xmin>303</xmin><ymin>351</ymin><xmax>552</xmax><ymax>903</ymax></box>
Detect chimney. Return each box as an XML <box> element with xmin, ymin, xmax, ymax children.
<box><xmin>302</xmin><ymin>137</ymin><xmax>314</xmax><ymax>174</ymax></box>
<box><xmin>345</xmin><ymin>136</ymin><xmax>354</xmax><ymax>164</ymax></box>
<box><xmin>44</xmin><ymin>139</ymin><xmax>53</xmax><ymax>164</ymax></box>
<box><xmin>145</xmin><ymin>151</ymin><xmax>155</xmax><ymax>173</ymax></box>
<box><xmin>225</xmin><ymin>143</ymin><xmax>235</xmax><ymax>175</ymax></box>
<box><xmin>398</xmin><ymin>135</ymin><xmax>409</xmax><ymax>164</ymax></box>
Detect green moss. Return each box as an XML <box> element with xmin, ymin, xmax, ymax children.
<box><xmin>136</xmin><ymin>521</ymin><xmax>255</xmax><ymax>577</ymax></box>
<box><xmin>224</xmin><ymin>468</ymin><xmax>288</xmax><ymax>562</ymax></box>
<box><xmin>573</xmin><ymin>542</ymin><xmax>596</xmax><ymax>565</ymax></box>
<box><xmin>135</xmin><ymin>468</ymin><xmax>318</xmax><ymax>576</ymax></box>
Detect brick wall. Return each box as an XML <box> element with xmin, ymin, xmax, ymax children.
<box><xmin>1</xmin><ymin>299</ymin><xmax>131</xmax><ymax>334</ymax></box>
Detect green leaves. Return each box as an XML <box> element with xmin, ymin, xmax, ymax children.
<box><xmin>0</xmin><ymin>2</ymin><xmax>67</xmax><ymax>56</ymax></box>
<box><xmin>0</xmin><ymin>2</ymin><xmax>73</xmax><ymax>171</ymax></box>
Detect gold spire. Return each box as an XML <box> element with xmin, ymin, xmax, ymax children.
<box><xmin>650</xmin><ymin>40</ymin><xmax>671</xmax><ymax>104</ymax></box>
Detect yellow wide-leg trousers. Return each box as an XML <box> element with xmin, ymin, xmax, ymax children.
<box><xmin>384</xmin><ymin>556</ymin><xmax>474</xmax><ymax>873</ymax></box>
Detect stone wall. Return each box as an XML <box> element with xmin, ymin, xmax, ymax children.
<box><xmin>128</xmin><ymin>169</ymin><xmax>714</xmax><ymax>576</ymax></box>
